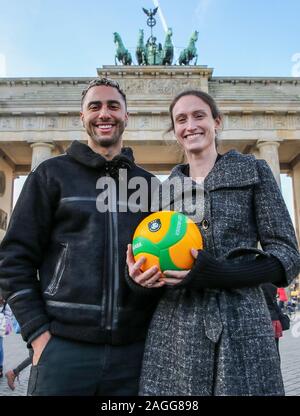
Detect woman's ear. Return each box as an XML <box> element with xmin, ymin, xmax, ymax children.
<box><xmin>214</xmin><ymin>116</ymin><xmax>222</xmax><ymax>130</ymax></box>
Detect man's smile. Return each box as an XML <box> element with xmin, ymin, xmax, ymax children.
<box><xmin>94</xmin><ymin>123</ymin><xmax>115</xmax><ymax>133</ymax></box>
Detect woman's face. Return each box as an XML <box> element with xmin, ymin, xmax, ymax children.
<box><xmin>172</xmin><ymin>95</ymin><xmax>221</xmax><ymax>156</ymax></box>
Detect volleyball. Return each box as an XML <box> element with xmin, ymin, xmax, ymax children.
<box><xmin>132</xmin><ymin>211</ymin><xmax>203</xmax><ymax>272</ymax></box>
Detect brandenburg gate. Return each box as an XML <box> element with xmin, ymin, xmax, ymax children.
<box><xmin>0</xmin><ymin>65</ymin><xmax>300</xmax><ymax>259</ymax></box>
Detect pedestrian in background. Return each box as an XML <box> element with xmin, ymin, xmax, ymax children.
<box><xmin>0</xmin><ymin>291</ymin><xmax>13</xmax><ymax>377</ymax></box>
<box><xmin>261</xmin><ymin>283</ymin><xmax>283</xmax><ymax>358</ymax></box>
<box><xmin>5</xmin><ymin>354</ymin><xmax>32</xmax><ymax>391</ymax></box>
<box><xmin>277</xmin><ymin>287</ymin><xmax>288</xmax><ymax>310</ymax></box>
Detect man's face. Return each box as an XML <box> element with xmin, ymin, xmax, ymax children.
<box><xmin>80</xmin><ymin>85</ymin><xmax>128</xmax><ymax>148</ymax></box>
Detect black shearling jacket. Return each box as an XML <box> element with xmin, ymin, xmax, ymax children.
<box><xmin>0</xmin><ymin>141</ymin><xmax>160</xmax><ymax>345</ymax></box>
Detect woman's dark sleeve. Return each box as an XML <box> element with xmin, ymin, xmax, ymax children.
<box><xmin>177</xmin><ymin>250</ymin><xmax>286</xmax><ymax>290</ymax></box>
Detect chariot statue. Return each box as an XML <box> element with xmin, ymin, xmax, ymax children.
<box><xmin>113</xmin><ymin>7</ymin><xmax>198</xmax><ymax>66</ymax></box>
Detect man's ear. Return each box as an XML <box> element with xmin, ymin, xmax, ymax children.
<box><xmin>125</xmin><ymin>112</ymin><xmax>129</xmax><ymax>127</ymax></box>
<box><xmin>80</xmin><ymin>112</ymin><xmax>85</xmax><ymax>127</ymax></box>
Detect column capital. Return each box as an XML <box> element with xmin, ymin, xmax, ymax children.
<box><xmin>256</xmin><ymin>139</ymin><xmax>282</xmax><ymax>149</ymax></box>
<box><xmin>29</xmin><ymin>141</ymin><xmax>55</xmax><ymax>150</ymax></box>
<box><xmin>30</xmin><ymin>142</ymin><xmax>54</xmax><ymax>170</ymax></box>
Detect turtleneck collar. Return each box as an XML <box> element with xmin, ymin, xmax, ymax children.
<box><xmin>66</xmin><ymin>140</ymin><xmax>135</xmax><ymax>171</ymax></box>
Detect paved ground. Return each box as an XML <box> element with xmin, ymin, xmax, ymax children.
<box><xmin>1</xmin><ymin>313</ymin><xmax>300</xmax><ymax>396</ymax></box>
<box><xmin>279</xmin><ymin>311</ymin><xmax>300</xmax><ymax>395</ymax></box>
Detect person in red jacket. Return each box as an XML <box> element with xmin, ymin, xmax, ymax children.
<box><xmin>277</xmin><ymin>287</ymin><xmax>288</xmax><ymax>310</ymax></box>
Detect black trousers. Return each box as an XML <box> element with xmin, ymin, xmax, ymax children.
<box><xmin>27</xmin><ymin>336</ymin><xmax>145</xmax><ymax>396</ymax></box>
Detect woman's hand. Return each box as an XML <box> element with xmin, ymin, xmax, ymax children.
<box><xmin>161</xmin><ymin>249</ymin><xmax>198</xmax><ymax>286</ymax></box>
<box><xmin>126</xmin><ymin>244</ymin><xmax>165</xmax><ymax>289</ymax></box>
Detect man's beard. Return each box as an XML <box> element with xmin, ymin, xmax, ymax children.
<box><xmin>90</xmin><ymin>134</ymin><xmax>120</xmax><ymax>148</ymax></box>
<box><xmin>89</xmin><ymin>121</ymin><xmax>126</xmax><ymax>148</ymax></box>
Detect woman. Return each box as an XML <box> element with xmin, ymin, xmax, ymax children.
<box><xmin>126</xmin><ymin>90</ymin><xmax>300</xmax><ymax>396</ymax></box>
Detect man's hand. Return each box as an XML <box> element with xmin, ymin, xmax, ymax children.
<box><xmin>31</xmin><ymin>330</ymin><xmax>52</xmax><ymax>366</ymax></box>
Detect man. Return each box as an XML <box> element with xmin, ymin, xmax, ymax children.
<box><xmin>0</xmin><ymin>78</ymin><xmax>160</xmax><ymax>395</ymax></box>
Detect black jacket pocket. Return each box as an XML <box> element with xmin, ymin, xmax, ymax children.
<box><xmin>44</xmin><ymin>243</ymin><xmax>68</xmax><ymax>296</ymax></box>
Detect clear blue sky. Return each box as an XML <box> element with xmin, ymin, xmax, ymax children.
<box><xmin>0</xmin><ymin>0</ymin><xmax>300</xmax><ymax>77</ymax></box>
<box><xmin>1</xmin><ymin>0</ymin><xmax>297</xmax><ymax>220</ymax></box>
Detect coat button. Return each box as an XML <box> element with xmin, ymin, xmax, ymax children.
<box><xmin>201</xmin><ymin>219</ymin><xmax>210</xmax><ymax>230</ymax></box>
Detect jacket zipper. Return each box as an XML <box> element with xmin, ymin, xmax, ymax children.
<box><xmin>105</xmin><ymin>173</ymin><xmax>119</xmax><ymax>332</ymax></box>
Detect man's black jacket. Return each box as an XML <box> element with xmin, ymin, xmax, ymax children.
<box><xmin>0</xmin><ymin>141</ymin><xmax>160</xmax><ymax>345</ymax></box>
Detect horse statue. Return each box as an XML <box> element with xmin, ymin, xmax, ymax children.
<box><xmin>178</xmin><ymin>31</ymin><xmax>198</xmax><ymax>65</ymax></box>
<box><xmin>136</xmin><ymin>29</ymin><xmax>147</xmax><ymax>65</ymax></box>
<box><xmin>162</xmin><ymin>28</ymin><xmax>174</xmax><ymax>65</ymax></box>
<box><xmin>113</xmin><ymin>32</ymin><xmax>132</xmax><ymax>65</ymax></box>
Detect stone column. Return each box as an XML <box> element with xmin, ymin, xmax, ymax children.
<box><xmin>250</xmin><ymin>148</ymin><xmax>260</xmax><ymax>159</ymax></box>
<box><xmin>0</xmin><ymin>158</ymin><xmax>14</xmax><ymax>242</ymax></box>
<box><xmin>30</xmin><ymin>142</ymin><xmax>54</xmax><ymax>170</ymax></box>
<box><xmin>291</xmin><ymin>158</ymin><xmax>300</xmax><ymax>246</ymax></box>
<box><xmin>257</xmin><ymin>140</ymin><xmax>281</xmax><ymax>188</ymax></box>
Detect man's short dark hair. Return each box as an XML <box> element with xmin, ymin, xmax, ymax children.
<box><xmin>81</xmin><ymin>78</ymin><xmax>127</xmax><ymax>109</ymax></box>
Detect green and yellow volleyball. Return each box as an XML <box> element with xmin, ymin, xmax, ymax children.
<box><xmin>132</xmin><ymin>211</ymin><xmax>203</xmax><ymax>272</ymax></box>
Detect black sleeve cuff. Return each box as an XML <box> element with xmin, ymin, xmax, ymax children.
<box><xmin>27</xmin><ymin>323</ymin><xmax>51</xmax><ymax>348</ymax></box>
<box><xmin>178</xmin><ymin>250</ymin><xmax>286</xmax><ymax>290</ymax></box>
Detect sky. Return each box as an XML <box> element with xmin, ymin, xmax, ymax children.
<box><xmin>1</xmin><ymin>0</ymin><xmax>299</xmax><ymax>220</ymax></box>
<box><xmin>0</xmin><ymin>0</ymin><xmax>300</xmax><ymax>78</ymax></box>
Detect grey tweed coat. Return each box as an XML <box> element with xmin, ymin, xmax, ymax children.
<box><xmin>139</xmin><ymin>150</ymin><xmax>300</xmax><ymax>396</ymax></box>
